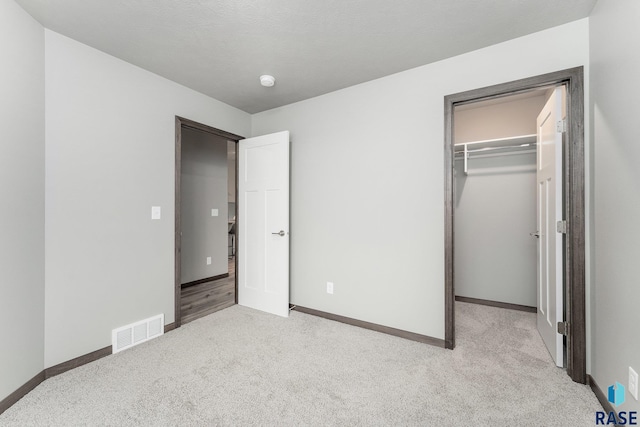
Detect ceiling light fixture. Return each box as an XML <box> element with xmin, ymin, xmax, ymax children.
<box><xmin>260</xmin><ymin>75</ymin><xmax>276</xmax><ymax>87</ymax></box>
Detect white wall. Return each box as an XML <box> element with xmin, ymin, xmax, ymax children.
<box><xmin>0</xmin><ymin>0</ymin><xmax>45</xmax><ymax>401</ymax></box>
<box><xmin>454</xmin><ymin>153</ymin><xmax>537</xmax><ymax>306</ymax></box>
<box><xmin>181</xmin><ymin>128</ymin><xmax>229</xmax><ymax>283</ymax></box>
<box><xmin>44</xmin><ymin>30</ymin><xmax>250</xmax><ymax>367</ymax></box>
<box><xmin>590</xmin><ymin>0</ymin><xmax>640</xmax><ymax>412</ymax></box>
<box><xmin>252</xmin><ymin>20</ymin><xmax>590</xmax><ymax>339</ymax></box>
<box><xmin>454</xmin><ymin>96</ymin><xmax>545</xmax><ymax>307</ymax></box>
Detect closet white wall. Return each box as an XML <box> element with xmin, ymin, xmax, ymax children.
<box><xmin>454</xmin><ymin>94</ymin><xmax>546</xmax><ymax>307</ymax></box>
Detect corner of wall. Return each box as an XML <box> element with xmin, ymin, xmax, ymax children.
<box><xmin>0</xmin><ymin>0</ymin><xmax>46</xmax><ymax>402</ymax></box>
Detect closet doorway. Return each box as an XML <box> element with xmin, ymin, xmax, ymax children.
<box><xmin>444</xmin><ymin>67</ymin><xmax>586</xmax><ymax>384</ymax></box>
<box><xmin>454</xmin><ymin>86</ymin><xmax>568</xmax><ymax>367</ymax></box>
<box><xmin>453</xmin><ymin>89</ymin><xmax>548</xmax><ymax>314</ymax></box>
<box><xmin>174</xmin><ymin>117</ymin><xmax>243</xmax><ymax>327</ymax></box>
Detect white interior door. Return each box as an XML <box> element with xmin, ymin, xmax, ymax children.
<box><xmin>536</xmin><ymin>87</ymin><xmax>564</xmax><ymax>367</ymax></box>
<box><xmin>238</xmin><ymin>131</ymin><xmax>290</xmax><ymax>317</ymax></box>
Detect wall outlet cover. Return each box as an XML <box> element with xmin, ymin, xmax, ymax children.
<box><xmin>151</xmin><ymin>206</ymin><xmax>161</xmax><ymax>220</ymax></box>
<box><xmin>630</xmin><ymin>367</ymin><xmax>639</xmax><ymax>400</ymax></box>
<box><xmin>211</xmin><ymin>209</ymin><xmax>219</xmax><ymax>217</ymax></box>
<box><xmin>206</xmin><ymin>257</ymin><xmax>212</xmax><ymax>265</ymax></box>
<box><xmin>326</xmin><ymin>282</ymin><xmax>334</xmax><ymax>294</ymax></box>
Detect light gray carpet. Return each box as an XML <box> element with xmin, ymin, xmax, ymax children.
<box><xmin>0</xmin><ymin>302</ymin><xmax>601</xmax><ymax>426</ymax></box>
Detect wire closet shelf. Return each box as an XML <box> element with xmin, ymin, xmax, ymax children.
<box><xmin>454</xmin><ymin>134</ymin><xmax>536</xmax><ymax>175</ymax></box>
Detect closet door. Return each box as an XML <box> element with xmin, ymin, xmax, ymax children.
<box><xmin>536</xmin><ymin>87</ymin><xmax>564</xmax><ymax>367</ymax></box>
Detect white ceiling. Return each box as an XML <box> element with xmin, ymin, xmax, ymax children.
<box><xmin>16</xmin><ymin>0</ymin><xmax>597</xmax><ymax>114</ymax></box>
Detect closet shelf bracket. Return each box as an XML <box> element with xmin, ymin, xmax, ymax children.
<box><xmin>463</xmin><ymin>143</ymin><xmax>468</xmax><ymax>175</ymax></box>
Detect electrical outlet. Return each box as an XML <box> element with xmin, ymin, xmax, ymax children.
<box><xmin>630</xmin><ymin>367</ymin><xmax>639</xmax><ymax>401</ymax></box>
<box><xmin>151</xmin><ymin>206</ymin><xmax>161</xmax><ymax>220</ymax></box>
<box><xmin>206</xmin><ymin>257</ymin><xmax>212</xmax><ymax>265</ymax></box>
<box><xmin>326</xmin><ymin>282</ymin><xmax>334</xmax><ymax>294</ymax></box>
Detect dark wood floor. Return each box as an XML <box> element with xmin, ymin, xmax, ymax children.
<box><xmin>181</xmin><ymin>257</ymin><xmax>236</xmax><ymax>324</ymax></box>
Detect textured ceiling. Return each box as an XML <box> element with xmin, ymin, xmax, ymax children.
<box><xmin>16</xmin><ymin>0</ymin><xmax>597</xmax><ymax>113</ymax></box>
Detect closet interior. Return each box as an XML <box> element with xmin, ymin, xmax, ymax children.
<box><xmin>453</xmin><ymin>89</ymin><xmax>552</xmax><ymax>310</ymax></box>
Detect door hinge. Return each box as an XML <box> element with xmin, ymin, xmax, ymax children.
<box><xmin>557</xmin><ymin>220</ymin><xmax>567</xmax><ymax>234</ymax></box>
<box><xmin>557</xmin><ymin>119</ymin><xmax>567</xmax><ymax>133</ymax></box>
<box><xmin>557</xmin><ymin>321</ymin><xmax>569</xmax><ymax>336</ymax></box>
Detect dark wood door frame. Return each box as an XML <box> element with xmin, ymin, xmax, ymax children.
<box><xmin>174</xmin><ymin>116</ymin><xmax>244</xmax><ymax>328</ymax></box>
<box><xmin>444</xmin><ymin>67</ymin><xmax>586</xmax><ymax>384</ymax></box>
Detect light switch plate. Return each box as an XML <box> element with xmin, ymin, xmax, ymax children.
<box><xmin>211</xmin><ymin>209</ymin><xmax>219</xmax><ymax>217</ymax></box>
<box><xmin>206</xmin><ymin>257</ymin><xmax>212</xmax><ymax>265</ymax></box>
<box><xmin>151</xmin><ymin>206</ymin><xmax>161</xmax><ymax>220</ymax></box>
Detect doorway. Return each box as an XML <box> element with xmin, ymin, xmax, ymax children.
<box><xmin>453</xmin><ymin>86</ymin><xmax>567</xmax><ymax>368</ymax></box>
<box><xmin>444</xmin><ymin>67</ymin><xmax>586</xmax><ymax>383</ymax></box>
<box><xmin>453</xmin><ymin>89</ymin><xmax>548</xmax><ymax>312</ymax></box>
<box><xmin>174</xmin><ymin>117</ymin><xmax>244</xmax><ymax>328</ymax></box>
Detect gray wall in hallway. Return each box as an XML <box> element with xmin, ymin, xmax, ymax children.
<box><xmin>181</xmin><ymin>128</ymin><xmax>229</xmax><ymax>283</ymax></box>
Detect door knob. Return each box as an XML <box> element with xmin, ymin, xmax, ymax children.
<box><xmin>272</xmin><ymin>230</ymin><xmax>285</xmax><ymax>237</ymax></box>
<box><xmin>530</xmin><ymin>231</ymin><xmax>540</xmax><ymax>238</ymax></box>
